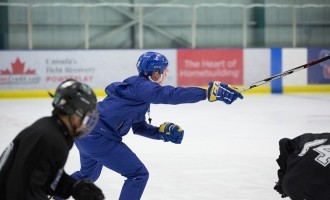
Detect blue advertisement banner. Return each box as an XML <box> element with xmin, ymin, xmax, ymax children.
<box><xmin>308</xmin><ymin>48</ymin><xmax>330</xmax><ymax>84</ymax></box>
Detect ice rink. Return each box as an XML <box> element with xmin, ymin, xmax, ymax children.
<box><xmin>1</xmin><ymin>94</ymin><xmax>329</xmax><ymax>200</ymax></box>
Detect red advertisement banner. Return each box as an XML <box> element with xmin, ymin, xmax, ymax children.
<box><xmin>177</xmin><ymin>49</ymin><xmax>243</xmax><ymax>86</ymax></box>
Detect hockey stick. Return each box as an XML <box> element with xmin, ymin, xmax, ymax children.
<box><xmin>238</xmin><ymin>55</ymin><xmax>330</xmax><ymax>93</ymax></box>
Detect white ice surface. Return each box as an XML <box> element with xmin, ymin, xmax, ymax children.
<box><xmin>1</xmin><ymin>94</ymin><xmax>329</xmax><ymax>200</ymax></box>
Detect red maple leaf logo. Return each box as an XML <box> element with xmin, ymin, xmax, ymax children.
<box><xmin>0</xmin><ymin>58</ymin><xmax>36</xmax><ymax>75</ymax></box>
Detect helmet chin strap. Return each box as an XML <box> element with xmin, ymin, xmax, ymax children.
<box><xmin>148</xmin><ymin>74</ymin><xmax>163</xmax><ymax>84</ymax></box>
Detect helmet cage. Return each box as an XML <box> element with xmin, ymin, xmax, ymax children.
<box><xmin>79</xmin><ymin>109</ymin><xmax>99</xmax><ymax>138</ymax></box>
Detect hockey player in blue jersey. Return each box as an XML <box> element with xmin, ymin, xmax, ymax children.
<box><xmin>70</xmin><ymin>51</ymin><xmax>243</xmax><ymax>200</ymax></box>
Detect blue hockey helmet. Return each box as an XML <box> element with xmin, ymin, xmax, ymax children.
<box><xmin>136</xmin><ymin>52</ymin><xmax>169</xmax><ymax>77</ymax></box>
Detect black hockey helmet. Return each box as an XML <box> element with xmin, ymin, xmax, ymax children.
<box><xmin>51</xmin><ymin>79</ymin><xmax>98</xmax><ymax>137</ymax></box>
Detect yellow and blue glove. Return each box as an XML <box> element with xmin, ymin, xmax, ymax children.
<box><xmin>207</xmin><ymin>81</ymin><xmax>243</xmax><ymax>104</ymax></box>
<box><xmin>159</xmin><ymin>122</ymin><xmax>184</xmax><ymax>144</ymax></box>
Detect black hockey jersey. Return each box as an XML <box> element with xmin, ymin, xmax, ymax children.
<box><xmin>275</xmin><ymin>132</ymin><xmax>330</xmax><ymax>200</ymax></box>
<box><xmin>0</xmin><ymin>116</ymin><xmax>76</xmax><ymax>200</ymax></box>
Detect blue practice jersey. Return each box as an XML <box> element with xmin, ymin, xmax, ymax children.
<box><xmin>93</xmin><ymin>75</ymin><xmax>206</xmax><ymax>141</ymax></box>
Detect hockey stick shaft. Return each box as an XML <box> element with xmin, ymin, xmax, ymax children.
<box><xmin>238</xmin><ymin>55</ymin><xmax>330</xmax><ymax>93</ymax></box>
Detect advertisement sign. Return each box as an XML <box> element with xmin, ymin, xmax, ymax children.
<box><xmin>0</xmin><ymin>57</ymin><xmax>41</xmax><ymax>86</ymax></box>
<box><xmin>0</xmin><ymin>50</ymin><xmax>177</xmax><ymax>90</ymax></box>
<box><xmin>0</xmin><ymin>51</ymin><xmax>97</xmax><ymax>89</ymax></box>
<box><xmin>177</xmin><ymin>49</ymin><xmax>243</xmax><ymax>86</ymax></box>
<box><xmin>308</xmin><ymin>48</ymin><xmax>330</xmax><ymax>84</ymax></box>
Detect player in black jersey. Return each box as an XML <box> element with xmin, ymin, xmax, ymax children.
<box><xmin>274</xmin><ymin>132</ymin><xmax>330</xmax><ymax>200</ymax></box>
<box><xmin>0</xmin><ymin>79</ymin><xmax>104</xmax><ymax>200</ymax></box>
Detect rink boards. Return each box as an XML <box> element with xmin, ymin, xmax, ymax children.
<box><xmin>0</xmin><ymin>48</ymin><xmax>329</xmax><ymax>98</ymax></box>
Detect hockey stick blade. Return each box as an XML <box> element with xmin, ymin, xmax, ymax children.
<box><xmin>238</xmin><ymin>55</ymin><xmax>330</xmax><ymax>93</ymax></box>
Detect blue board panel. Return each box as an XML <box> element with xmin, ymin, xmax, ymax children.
<box><xmin>271</xmin><ymin>48</ymin><xmax>282</xmax><ymax>93</ymax></box>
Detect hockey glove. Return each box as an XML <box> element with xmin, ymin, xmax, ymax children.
<box><xmin>274</xmin><ymin>180</ymin><xmax>288</xmax><ymax>198</ymax></box>
<box><xmin>159</xmin><ymin>122</ymin><xmax>184</xmax><ymax>144</ymax></box>
<box><xmin>72</xmin><ymin>179</ymin><xmax>105</xmax><ymax>200</ymax></box>
<box><xmin>207</xmin><ymin>81</ymin><xmax>243</xmax><ymax>104</ymax></box>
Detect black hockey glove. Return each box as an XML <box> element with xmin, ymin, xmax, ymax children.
<box><xmin>274</xmin><ymin>180</ymin><xmax>288</xmax><ymax>198</ymax></box>
<box><xmin>72</xmin><ymin>179</ymin><xmax>105</xmax><ymax>200</ymax></box>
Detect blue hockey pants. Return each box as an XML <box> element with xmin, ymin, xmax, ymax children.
<box><xmin>71</xmin><ymin>133</ymin><xmax>149</xmax><ymax>200</ymax></box>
